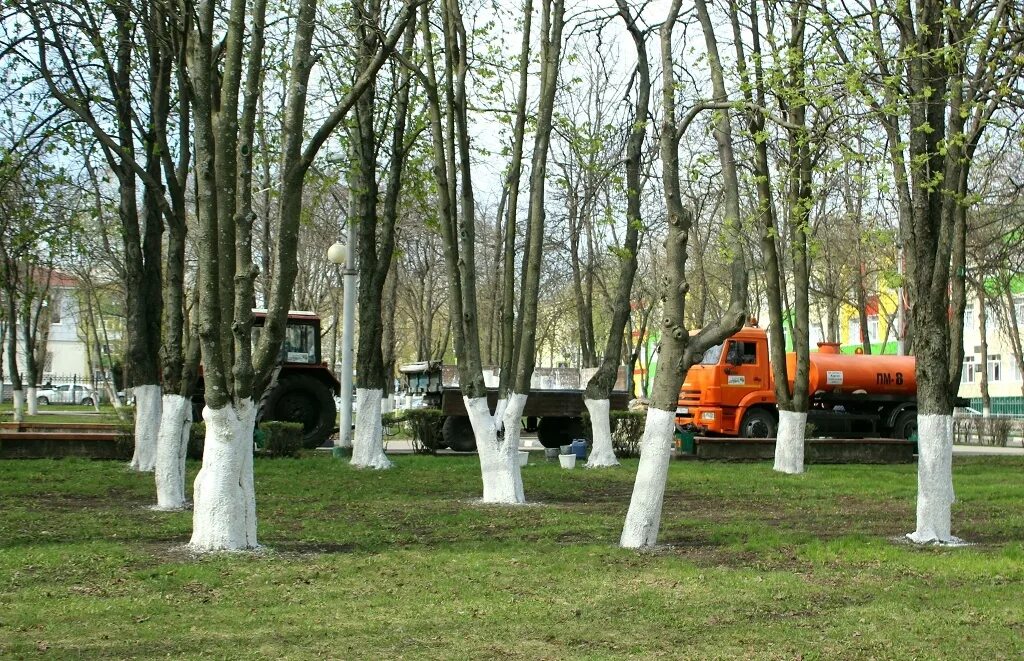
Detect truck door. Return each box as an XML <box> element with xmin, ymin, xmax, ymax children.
<box><xmin>719</xmin><ymin>339</ymin><xmax>766</xmax><ymax>409</ymax></box>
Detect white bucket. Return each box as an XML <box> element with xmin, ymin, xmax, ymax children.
<box><xmin>518</xmin><ymin>451</ymin><xmax>529</xmax><ymax>467</ymax></box>
<box><xmin>559</xmin><ymin>454</ymin><xmax>576</xmax><ymax>469</ymax></box>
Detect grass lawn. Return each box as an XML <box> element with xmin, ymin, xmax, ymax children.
<box><xmin>1</xmin><ymin>453</ymin><xmax>1021</xmax><ymax>659</ymax></box>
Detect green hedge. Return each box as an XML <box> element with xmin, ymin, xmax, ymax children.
<box><xmin>189</xmin><ymin>420</ymin><xmax>304</xmax><ymax>459</ymax></box>
<box><xmin>405</xmin><ymin>409</ymin><xmax>445</xmax><ymax>454</ymax></box>
<box><xmin>257</xmin><ymin>421</ymin><xmax>304</xmax><ymax>458</ymax></box>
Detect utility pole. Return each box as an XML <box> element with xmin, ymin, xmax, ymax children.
<box><xmin>328</xmin><ymin>223</ymin><xmax>356</xmax><ymax>456</ymax></box>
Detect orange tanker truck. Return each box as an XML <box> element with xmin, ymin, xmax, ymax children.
<box><xmin>676</xmin><ymin>324</ymin><xmax>919</xmax><ymax>439</ymax></box>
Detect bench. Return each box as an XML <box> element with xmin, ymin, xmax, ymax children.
<box><xmin>0</xmin><ymin>428</ymin><xmax>127</xmax><ymax>459</ymax></box>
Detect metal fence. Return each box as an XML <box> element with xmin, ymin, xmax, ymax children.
<box><xmin>966</xmin><ymin>397</ymin><xmax>1024</xmax><ymax>416</ymax></box>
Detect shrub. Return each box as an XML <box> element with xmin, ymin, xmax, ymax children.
<box><xmin>610</xmin><ymin>410</ymin><xmax>646</xmax><ymax>458</ymax></box>
<box><xmin>405</xmin><ymin>408</ymin><xmax>445</xmax><ymax>454</ymax></box>
<box><xmin>114</xmin><ymin>413</ymin><xmax>135</xmax><ymax>460</ymax></box>
<box><xmin>258</xmin><ymin>421</ymin><xmax>304</xmax><ymax>458</ymax></box>
<box><xmin>381</xmin><ymin>411</ymin><xmax>406</xmax><ymax>440</ymax></box>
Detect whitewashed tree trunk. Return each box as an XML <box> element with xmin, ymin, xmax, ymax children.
<box><xmin>494</xmin><ymin>397</ymin><xmax>508</xmax><ymax>433</ymax></box>
<box><xmin>351</xmin><ymin>388</ymin><xmax>393</xmax><ymax>469</ymax></box>
<box><xmin>130</xmin><ymin>384</ymin><xmax>162</xmax><ymax>472</ymax></box>
<box><xmin>12</xmin><ymin>390</ymin><xmax>24</xmax><ymax>422</ymax></box>
<box><xmin>154</xmin><ymin>394</ymin><xmax>193</xmax><ymax>510</ymax></box>
<box><xmin>467</xmin><ymin>396</ymin><xmax>524</xmax><ymax>504</ymax></box>
<box><xmin>500</xmin><ymin>393</ymin><xmax>527</xmax><ymax>455</ymax></box>
<box><xmin>773</xmin><ymin>410</ymin><xmax>806</xmax><ymax>474</ymax></box>
<box><xmin>190</xmin><ymin>400</ymin><xmax>258</xmax><ymax>552</ymax></box>
<box><xmin>382</xmin><ymin>395</ymin><xmax>394</xmax><ymax>414</ymax></box>
<box><xmin>585</xmin><ymin>398</ymin><xmax>619</xmax><ymax>467</ymax></box>
<box><xmin>907</xmin><ymin>414</ymin><xmax>962</xmax><ymax>544</ymax></box>
<box><xmin>620</xmin><ymin>408</ymin><xmax>674</xmax><ymax>548</ymax></box>
<box><xmin>27</xmin><ymin>387</ymin><xmax>38</xmax><ymax>416</ymax></box>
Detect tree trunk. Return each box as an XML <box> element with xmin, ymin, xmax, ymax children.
<box><xmin>977</xmin><ymin>284</ymin><xmax>991</xmax><ymax>417</ymax></box>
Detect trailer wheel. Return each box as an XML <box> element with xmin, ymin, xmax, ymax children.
<box><xmin>442</xmin><ymin>415</ymin><xmax>477</xmax><ymax>452</ymax></box>
<box><xmin>536</xmin><ymin>416</ymin><xmax>586</xmax><ymax>448</ymax></box>
<box><xmin>260</xmin><ymin>374</ymin><xmax>336</xmax><ymax>449</ymax></box>
<box><xmin>892</xmin><ymin>410</ymin><xmax>917</xmax><ymax>440</ymax></box>
<box><xmin>740</xmin><ymin>408</ymin><xmax>776</xmax><ymax>438</ymax></box>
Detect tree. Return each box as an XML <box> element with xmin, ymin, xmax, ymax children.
<box><xmin>620</xmin><ymin>0</ymin><xmax>747</xmax><ymax>548</ymax></box>
<box><xmin>348</xmin><ymin>10</ymin><xmax>417</xmax><ymax>470</ymax></box>
<box><xmin>832</xmin><ymin>0</ymin><xmax>1024</xmax><ymax>543</ymax></box>
<box><xmin>187</xmin><ymin>0</ymin><xmax>418</xmax><ymax>550</ymax></box>
<box><xmin>18</xmin><ymin>0</ymin><xmax>176</xmax><ymax>472</ymax></box>
<box><xmin>582</xmin><ymin>0</ymin><xmax>651</xmax><ymax>468</ymax></box>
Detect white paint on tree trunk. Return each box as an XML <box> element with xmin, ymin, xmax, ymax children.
<box><xmin>585</xmin><ymin>398</ymin><xmax>619</xmax><ymax>468</ymax></box>
<box><xmin>467</xmin><ymin>395</ymin><xmax>524</xmax><ymax>504</ymax></box>
<box><xmin>620</xmin><ymin>407</ymin><xmax>675</xmax><ymax>549</ymax></box>
<box><xmin>500</xmin><ymin>393</ymin><xmax>527</xmax><ymax>457</ymax></box>
<box><xmin>190</xmin><ymin>399</ymin><xmax>258</xmax><ymax>552</ymax></box>
<box><xmin>130</xmin><ymin>384</ymin><xmax>162</xmax><ymax>472</ymax></box>
<box><xmin>351</xmin><ymin>388</ymin><xmax>393</xmax><ymax>470</ymax></box>
<box><xmin>154</xmin><ymin>394</ymin><xmax>192</xmax><ymax>510</ymax></box>
<box><xmin>907</xmin><ymin>414</ymin><xmax>963</xmax><ymax>545</ymax></box>
<box><xmin>12</xmin><ymin>390</ymin><xmax>24</xmax><ymax>422</ymax></box>
<box><xmin>494</xmin><ymin>398</ymin><xmax>508</xmax><ymax>433</ymax></box>
<box><xmin>773</xmin><ymin>410</ymin><xmax>806</xmax><ymax>475</ymax></box>
<box><xmin>382</xmin><ymin>395</ymin><xmax>394</xmax><ymax>414</ymax></box>
<box><xmin>27</xmin><ymin>387</ymin><xmax>38</xmax><ymax>416</ymax></box>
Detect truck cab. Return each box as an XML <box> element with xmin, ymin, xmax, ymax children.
<box><xmin>676</xmin><ymin>327</ymin><xmax>776</xmax><ymax>436</ymax></box>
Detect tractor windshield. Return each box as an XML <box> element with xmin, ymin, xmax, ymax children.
<box><xmin>251</xmin><ymin>322</ymin><xmax>318</xmax><ymax>364</ymax></box>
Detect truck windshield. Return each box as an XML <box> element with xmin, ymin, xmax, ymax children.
<box><xmin>701</xmin><ymin>343</ymin><xmax>724</xmax><ymax>365</ymax></box>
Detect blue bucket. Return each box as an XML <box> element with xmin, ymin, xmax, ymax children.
<box><xmin>570</xmin><ymin>439</ymin><xmax>588</xmax><ymax>460</ymax></box>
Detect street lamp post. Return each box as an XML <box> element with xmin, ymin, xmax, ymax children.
<box><xmin>327</xmin><ymin>236</ymin><xmax>356</xmax><ymax>456</ymax></box>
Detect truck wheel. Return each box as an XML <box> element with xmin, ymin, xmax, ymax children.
<box><xmin>740</xmin><ymin>408</ymin><xmax>776</xmax><ymax>438</ymax></box>
<box><xmin>442</xmin><ymin>415</ymin><xmax>477</xmax><ymax>452</ymax></box>
<box><xmin>536</xmin><ymin>416</ymin><xmax>585</xmax><ymax>448</ymax></box>
<box><xmin>260</xmin><ymin>374</ymin><xmax>336</xmax><ymax>449</ymax></box>
<box><xmin>892</xmin><ymin>410</ymin><xmax>917</xmax><ymax>440</ymax></box>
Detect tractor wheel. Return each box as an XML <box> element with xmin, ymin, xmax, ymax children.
<box><xmin>739</xmin><ymin>408</ymin><xmax>777</xmax><ymax>438</ymax></box>
<box><xmin>442</xmin><ymin>415</ymin><xmax>477</xmax><ymax>452</ymax></box>
<box><xmin>260</xmin><ymin>374</ymin><xmax>337</xmax><ymax>449</ymax></box>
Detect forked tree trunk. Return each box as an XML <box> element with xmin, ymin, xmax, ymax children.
<box><xmin>190</xmin><ymin>400</ymin><xmax>258</xmax><ymax>550</ymax></box>
<box><xmin>476</xmin><ymin>395</ymin><xmax>526</xmax><ymax>502</ymax></box>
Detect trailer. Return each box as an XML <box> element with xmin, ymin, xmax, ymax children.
<box><xmin>399</xmin><ymin>362</ymin><xmax>630</xmax><ymax>451</ymax></box>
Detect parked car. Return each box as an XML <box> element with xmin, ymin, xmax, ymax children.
<box><xmin>36</xmin><ymin>384</ymin><xmax>98</xmax><ymax>406</ymax></box>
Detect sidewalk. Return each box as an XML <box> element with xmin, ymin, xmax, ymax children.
<box><xmin>952</xmin><ymin>444</ymin><xmax>1024</xmax><ymax>456</ymax></box>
